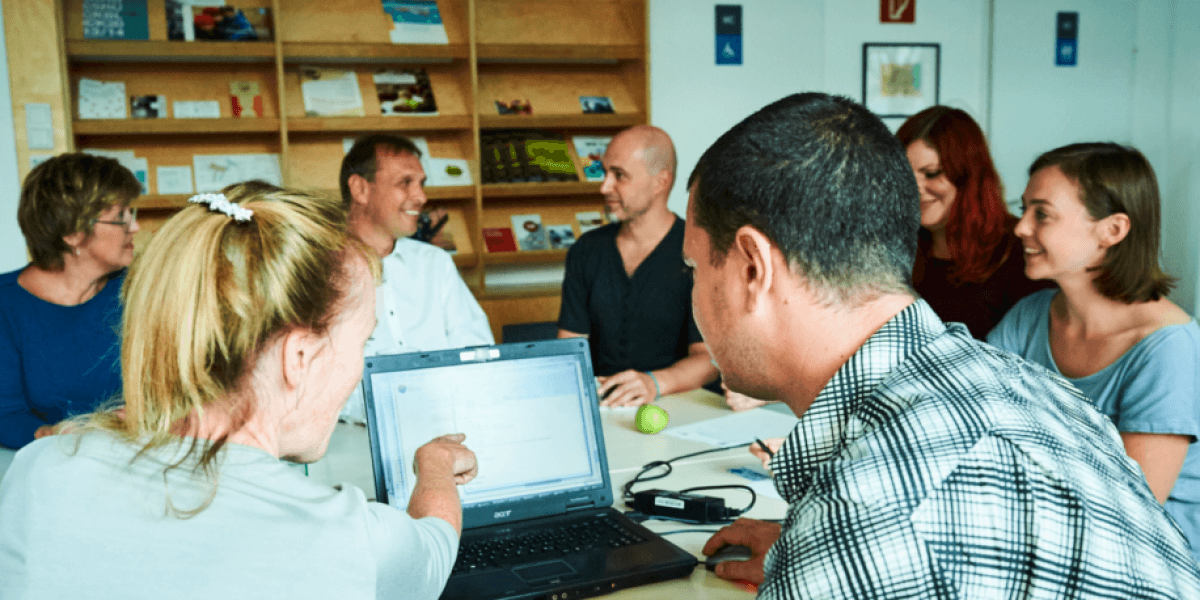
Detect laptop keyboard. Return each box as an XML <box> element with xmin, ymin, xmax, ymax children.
<box><xmin>453</xmin><ymin>515</ymin><xmax>647</xmax><ymax>574</ymax></box>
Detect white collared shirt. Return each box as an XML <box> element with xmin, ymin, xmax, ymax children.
<box><xmin>341</xmin><ymin>238</ymin><xmax>493</xmax><ymax>422</ymax></box>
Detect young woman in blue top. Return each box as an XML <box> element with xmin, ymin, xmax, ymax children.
<box><xmin>0</xmin><ymin>153</ymin><xmax>141</xmax><ymax>449</ymax></box>
<box><xmin>989</xmin><ymin>142</ymin><xmax>1200</xmax><ymax>561</ymax></box>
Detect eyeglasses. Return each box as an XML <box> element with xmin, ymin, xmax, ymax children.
<box><xmin>92</xmin><ymin>207</ymin><xmax>138</xmax><ymax>232</ymax></box>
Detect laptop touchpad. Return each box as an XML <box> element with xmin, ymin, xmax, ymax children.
<box><xmin>513</xmin><ymin>561</ymin><xmax>577</xmax><ymax>583</ymax></box>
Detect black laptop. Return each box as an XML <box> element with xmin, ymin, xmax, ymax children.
<box><xmin>361</xmin><ymin>338</ymin><xmax>698</xmax><ymax>600</ymax></box>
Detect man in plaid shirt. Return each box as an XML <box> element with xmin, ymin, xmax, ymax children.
<box><xmin>683</xmin><ymin>93</ymin><xmax>1200</xmax><ymax>598</ymax></box>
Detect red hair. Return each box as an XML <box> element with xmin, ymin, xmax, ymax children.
<box><xmin>897</xmin><ymin>106</ymin><xmax>1011</xmax><ymax>284</ymax></box>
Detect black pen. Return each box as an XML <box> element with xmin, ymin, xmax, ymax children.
<box><xmin>754</xmin><ymin>438</ymin><xmax>774</xmax><ymax>457</ymax></box>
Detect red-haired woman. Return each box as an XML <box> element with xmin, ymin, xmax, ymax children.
<box><xmin>896</xmin><ymin>106</ymin><xmax>1051</xmax><ymax>339</ymax></box>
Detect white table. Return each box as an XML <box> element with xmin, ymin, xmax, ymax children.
<box><xmin>307</xmin><ymin>389</ymin><xmax>790</xmax><ymax>599</ymax></box>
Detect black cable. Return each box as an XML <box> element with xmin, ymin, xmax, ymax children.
<box><xmin>680</xmin><ymin>484</ymin><xmax>756</xmax><ymax>518</ymax></box>
<box><xmin>621</xmin><ymin>443</ymin><xmax>747</xmax><ymax>501</ymax></box>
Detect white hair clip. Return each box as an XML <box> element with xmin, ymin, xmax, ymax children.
<box><xmin>188</xmin><ymin>193</ymin><xmax>254</xmax><ymax>222</ymax></box>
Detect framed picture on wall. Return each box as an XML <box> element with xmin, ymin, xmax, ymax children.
<box><xmin>862</xmin><ymin>43</ymin><xmax>940</xmax><ymax>118</ymax></box>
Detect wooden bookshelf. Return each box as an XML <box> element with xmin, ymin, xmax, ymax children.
<box><xmin>7</xmin><ymin>0</ymin><xmax>647</xmax><ymax>332</ymax></box>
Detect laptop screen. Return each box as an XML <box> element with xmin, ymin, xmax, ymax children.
<box><xmin>364</xmin><ymin>345</ymin><xmax>607</xmax><ymax>513</ymax></box>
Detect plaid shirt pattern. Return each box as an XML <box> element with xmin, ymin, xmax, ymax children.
<box><xmin>762</xmin><ymin>300</ymin><xmax>1200</xmax><ymax>599</ymax></box>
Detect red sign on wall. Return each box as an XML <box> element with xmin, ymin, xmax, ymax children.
<box><xmin>881</xmin><ymin>0</ymin><xmax>915</xmax><ymax>23</ymax></box>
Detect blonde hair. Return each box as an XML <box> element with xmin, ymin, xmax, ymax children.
<box><xmin>78</xmin><ymin>182</ymin><xmax>378</xmax><ymax>513</ymax></box>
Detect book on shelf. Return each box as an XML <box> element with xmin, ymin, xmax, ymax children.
<box><xmin>572</xmin><ymin>136</ymin><xmax>611</xmax><ymax>182</ymax></box>
<box><xmin>83</xmin><ymin>0</ymin><xmax>149</xmax><ymax>40</ymax></box>
<box><xmin>510</xmin><ymin>214</ymin><xmax>549</xmax><ymax>251</ymax></box>
<box><xmin>480</xmin><ymin>131</ymin><xmax>579</xmax><ymax>184</ymax></box>
<box><xmin>579</xmin><ymin>96</ymin><xmax>615</xmax><ymax>114</ymax></box>
<box><xmin>167</xmin><ymin>3</ymin><xmax>274</xmax><ymax>41</ymax></box>
<box><xmin>79</xmin><ymin>79</ymin><xmax>127</xmax><ymax>120</ymax></box>
<box><xmin>229</xmin><ymin>81</ymin><xmax>263</xmax><ymax>118</ymax></box>
<box><xmin>483</xmin><ymin>227</ymin><xmax>517</xmax><ymax>253</ymax></box>
<box><xmin>576</xmin><ymin>211</ymin><xmax>606</xmax><ymax>234</ymax></box>
<box><xmin>546</xmin><ymin>225</ymin><xmax>576</xmax><ymax>250</ymax></box>
<box><xmin>300</xmin><ymin>68</ymin><xmax>365</xmax><ymax>117</ymax></box>
<box><xmin>374</xmin><ymin>69</ymin><xmax>438</xmax><ymax>115</ymax></box>
<box><xmin>383</xmin><ymin>1</ymin><xmax>449</xmax><ymax>45</ymax></box>
<box><xmin>130</xmin><ymin>95</ymin><xmax>166</xmax><ymax>119</ymax></box>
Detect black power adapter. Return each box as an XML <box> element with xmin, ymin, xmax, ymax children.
<box><xmin>628</xmin><ymin>489</ymin><xmax>729</xmax><ymax>523</ymax></box>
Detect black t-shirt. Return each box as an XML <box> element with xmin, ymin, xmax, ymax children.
<box><xmin>557</xmin><ymin>217</ymin><xmax>703</xmax><ymax>376</ymax></box>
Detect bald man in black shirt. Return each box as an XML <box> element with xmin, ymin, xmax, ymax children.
<box><xmin>558</xmin><ymin>126</ymin><xmax>717</xmax><ymax>406</ymax></box>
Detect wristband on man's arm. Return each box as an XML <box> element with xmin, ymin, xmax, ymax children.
<box><xmin>646</xmin><ymin>371</ymin><xmax>661</xmax><ymax>399</ymax></box>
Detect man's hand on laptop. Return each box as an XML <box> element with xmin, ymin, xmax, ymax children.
<box><xmin>597</xmin><ymin>370</ymin><xmax>657</xmax><ymax>407</ymax></box>
<box><xmin>415</xmin><ymin>433</ymin><xmax>479</xmax><ymax>485</ymax></box>
<box><xmin>702</xmin><ymin>518</ymin><xmax>781</xmax><ymax>585</ymax></box>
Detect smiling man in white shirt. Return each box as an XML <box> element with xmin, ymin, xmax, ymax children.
<box><xmin>338</xmin><ymin>134</ymin><xmax>494</xmax><ymax>422</ymax></box>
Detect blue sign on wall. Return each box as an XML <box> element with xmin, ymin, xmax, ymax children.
<box><xmin>1056</xmin><ymin>12</ymin><xmax>1078</xmax><ymax>67</ymax></box>
<box><xmin>716</xmin><ymin>5</ymin><xmax>742</xmax><ymax>65</ymax></box>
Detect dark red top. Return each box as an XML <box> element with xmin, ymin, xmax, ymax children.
<box><xmin>913</xmin><ymin>230</ymin><xmax>1055</xmax><ymax>340</ymax></box>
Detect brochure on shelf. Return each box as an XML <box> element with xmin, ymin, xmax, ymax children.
<box><xmin>576</xmin><ymin>211</ymin><xmax>606</xmax><ymax>234</ymax></box>
<box><xmin>510</xmin><ymin>213</ymin><xmax>549</xmax><ymax>251</ymax></box>
<box><xmin>156</xmin><ymin>166</ymin><xmax>195</xmax><ymax>195</ymax></box>
<box><xmin>229</xmin><ymin>81</ymin><xmax>262</xmax><ymax>118</ymax></box>
<box><xmin>193</xmin><ymin>153</ymin><xmax>282</xmax><ymax>192</ymax></box>
<box><xmin>130</xmin><ymin>95</ymin><xmax>166</xmax><ymax>119</ymax></box>
<box><xmin>300</xmin><ymin>68</ymin><xmax>365</xmax><ymax>117</ymax></box>
<box><xmin>383</xmin><ymin>0</ymin><xmax>449</xmax><ymax>44</ymax></box>
<box><xmin>173</xmin><ymin>100</ymin><xmax>221</xmax><ymax>119</ymax></box>
<box><xmin>78</xmin><ymin>79</ymin><xmax>127</xmax><ymax>120</ymax></box>
<box><xmin>483</xmin><ymin>227</ymin><xmax>518</xmax><ymax>253</ymax></box>
<box><xmin>572</xmin><ymin>136</ymin><xmax>611</xmax><ymax>182</ymax></box>
<box><xmin>579</xmin><ymin>96</ymin><xmax>615</xmax><ymax>114</ymax></box>
<box><xmin>375</xmin><ymin>69</ymin><xmax>438</xmax><ymax>115</ymax></box>
<box><xmin>427</xmin><ymin>158</ymin><xmax>472</xmax><ymax>186</ymax></box>
<box><xmin>546</xmin><ymin>225</ymin><xmax>576</xmax><ymax>249</ymax></box>
<box><xmin>83</xmin><ymin>0</ymin><xmax>149</xmax><ymax>40</ymax></box>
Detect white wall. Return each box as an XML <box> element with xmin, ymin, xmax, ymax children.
<box><xmin>990</xmin><ymin>0</ymin><xmax>1138</xmax><ymax>206</ymax></box>
<box><xmin>651</xmin><ymin>0</ymin><xmax>824</xmax><ymax>217</ymax></box>
<box><xmin>0</xmin><ymin>4</ymin><xmax>24</xmax><ymax>273</ymax></box>
<box><xmin>1160</xmin><ymin>2</ymin><xmax>1200</xmax><ymax>312</ymax></box>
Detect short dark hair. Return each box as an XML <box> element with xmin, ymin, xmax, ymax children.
<box><xmin>338</xmin><ymin>134</ymin><xmax>423</xmax><ymax>209</ymax></box>
<box><xmin>1029</xmin><ymin>142</ymin><xmax>1174</xmax><ymax>303</ymax></box>
<box><xmin>18</xmin><ymin>152</ymin><xmax>142</xmax><ymax>271</ymax></box>
<box><xmin>687</xmin><ymin>93</ymin><xmax>919</xmax><ymax>305</ymax></box>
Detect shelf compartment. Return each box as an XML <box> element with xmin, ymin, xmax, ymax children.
<box><xmin>65</xmin><ymin>41</ymin><xmax>277</xmax><ymax>63</ymax></box>
<box><xmin>283</xmin><ymin>62</ymin><xmax>471</xmax><ymax>121</ymax></box>
<box><xmin>74</xmin><ymin>118</ymin><xmax>281</xmax><ymax>135</ymax></box>
<box><xmin>475</xmin><ymin>1</ymin><xmax>642</xmax><ymax>48</ymax></box>
<box><xmin>477</xmin><ymin>63</ymin><xmax>642</xmax><ymax>120</ymax></box>
<box><xmin>286</xmin><ymin>131</ymin><xmax>477</xmax><ymax>193</ymax></box>
<box><xmin>482</xmin><ymin>182</ymin><xmax>602</xmax><ymax>198</ymax></box>
<box><xmin>287</xmin><ymin>115</ymin><xmax>472</xmax><ymax>132</ymax></box>
<box><xmin>68</xmin><ymin>62</ymin><xmax>280</xmax><ymax>119</ymax></box>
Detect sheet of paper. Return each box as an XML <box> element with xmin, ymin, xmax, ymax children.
<box><xmin>156</xmin><ymin>166</ymin><xmax>194</xmax><ymax>195</ymax></box>
<box><xmin>193</xmin><ymin>153</ymin><xmax>282</xmax><ymax>193</ymax></box>
<box><xmin>24</xmin><ymin>103</ymin><xmax>54</xmax><ymax>150</ymax></box>
<box><xmin>299</xmin><ymin>68</ymin><xmax>364</xmax><ymax>117</ymax></box>
<box><xmin>727</xmin><ymin>465</ymin><xmax>782</xmax><ymax>501</ymax></box>
<box><xmin>78</xmin><ymin>78</ymin><xmax>127</xmax><ymax>119</ymax></box>
<box><xmin>662</xmin><ymin>405</ymin><xmax>798</xmax><ymax>448</ymax></box>
<box><xmin>426</xmin><ymin>158</ymin><xmax>472</xmax><ymax>186</ymax></box>
<box><xmin>173</xmin><ymin>100</ymin><xmax>221</xmax><ymax>119</ymax></box>
<box><xmin>129</xmin><ymin>157</ymin><xmax>149</xmax><ymax>195</ymax></box>
<box><xmin>79</xmin><ymin>148</ymin><xmax>146</xmax><ymax>193</ymax></box>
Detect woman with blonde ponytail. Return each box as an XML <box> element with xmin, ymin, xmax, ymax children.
<box><xmin>0</xmin><ymin>182</ymin><xmax>478</xmax><ymax>599</ymax></box>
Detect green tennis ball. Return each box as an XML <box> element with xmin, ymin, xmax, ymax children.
<box><xmin>635</xmin><ymin>404</ymin><xmax>669</xmax><ymax>434</ymax></box>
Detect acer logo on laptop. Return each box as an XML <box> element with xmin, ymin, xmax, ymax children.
<box><xmin>494</xmin><ymin>510</ymin><xmax>512</xmax><ymax>519</ymax></box>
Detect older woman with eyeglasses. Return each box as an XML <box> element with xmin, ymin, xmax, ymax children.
<box><xmin>0</xmin><ymin>153</ymin><xmax>141</xmax><ymax>449</ymax></box>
